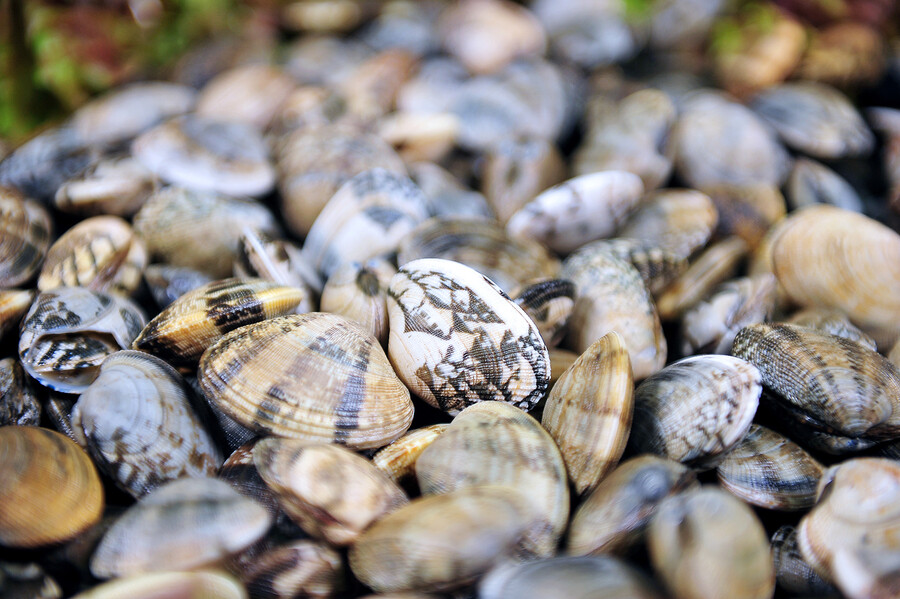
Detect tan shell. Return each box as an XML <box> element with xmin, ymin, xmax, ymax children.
<box><xmin>542</xmin><ymin>331</ymin><xmax>633</xmax><ymax>496</ymax></box>
<box><xmin>512</xmin><ymin>278</ymin><xmax>574</xmax><ymax>347</ymax></box>
<box><xmin>240</xmin><ymin>540</ymin><xmax>343</xmax><ymax>599</ymax></box>
<box><xmin>770</xmin><ymin>205</ymin><xmax>900</xmax><ymax>348</ymax></box>
<box><xmin>482</xmin><ymin>137</ymin><xmax>565</xmax><ymax>224</ymax></box>
<box><xmin>234</xmin><ymin>228</ymin><xmax>319</xmax><ymax>303</ymax></box>
<box><xmin>253</xmin><ymin>438</ymin><xmax>408</xmax><ymax>545</ymax></box>
<box><xmin>339</xmin><ymin>49</ymin><xmax>417</xmax><ymax>121</ymax></box>
<box><xmin>377</xmin><ymin>111</ymin><xmax>459</xmax><ymax>164</ymax></box>
<box><xmin>617</xmin><ymin>188</ymin><xmax>718</xmax><ymax>261</ymax></box>
<box><xmin>549</xmin><ymin>348</ymin><xmax>578</xmax><ymax>387</ymax></box>
<box><xmin>0</xmin><ymin>358</ymin><xmax>40</xmax><ymax>426</ymax></box>
<box><xmin>0</xmin><ymin>426</ymin><xmax>103</xmax><ymax>548</ymax></box>
<box><xmin>0</xmin><ymin>186</ymin><xmax>52</xmax><ymax>288</ymax></box>
<box><xmin>134</xmin><ymin>278</ymin><xmax>307</xmax><ymax>368</ymax></box>
<box><xmin>787</xmin><ymin>307</ymin><xmax>877</xmax><ymax>351</ymax></box>
<box><xmin>648</xmin><ymin>487</ymin><xmax>776</xmax><ymax>599</ymax></box>
<box><xmin>415</xmin><ymin>401</ymin><xmax>569</xmax><ymax>557</ymax></box>
<box><xmin>701</xmin><ymin>184</ymin><xmax>787</xmax><ymax>249</ymax></box>
<box><xmin>54</xmin><ymin>155</ymin><xmax>156</xmax><ymax>217</ymax></box>
<box><xmin>71</xmin><ymin>570</ymin><xmax>246</xmax><ymax>599</ymax></box>
<box><xmin>90</xmin><ymin>477</ymin><xmax>271</xmax><ymax>578</ymax></box>
<box><xmin>387</xmin><ymin>259</ymin><xmax>550</xmax><ymax>414</ymax></box>
<box><xmin>574</xmin><ymin>238</ymin><xmax>687</xmax><ymax>297</ymax></box>
<box><xmin>320</xmin><ymin>259</ymin><xmax>396</xmax><ymax>345</ymax></box>
<box><xmin>567</xmin><ymin>455</ymin><xmax>697</xmax><ymax>556</ymax></box>
<box><xmin>372</xmin><ymin>424</ymin><xmax>449</xmax><ymax>482</ymax></box>
<box><xmin>771</xmin><ymin>526</ymin><xmax>836</xmax><ymax>597</ymax></box>
<box><xmin>199</xmin><ymin>312</ymin><xmax>414</xmax><ymax>449</ymax></box>
<box><xmin>629</xmin><ymin>355</ymin><xmax>761</xmax><ymax>469</ymax></box>
<box><xmin>0</xmin><ymin>288</ymin><xmax>34</xmax><ymax>342</ymax></box>
<box><xmin>38</xmin><ymin>216</ymin><xmax>147</xmax><ymax>297</ymax></box>
<box><xmin>196</xmin><ymin>65</ymin><xmax>297</xmax><ymax>129</ymax></box>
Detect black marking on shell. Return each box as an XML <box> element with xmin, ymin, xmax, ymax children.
<box><xmin>206</xmin><ymin>283</ymin><xmax>266</xmax><ymax>331</ymax></box>
<box><xmin>514</xmin><ymin>279</ymin><xmax>575</xmax><ymax>311</ymax></box>
<box><xmin>356</xmin><ymin>269</ymin><xmax>381</xmax><ymax>297</ymax></box>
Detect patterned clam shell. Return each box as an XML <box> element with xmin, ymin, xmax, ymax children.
<box><xmin>512</xmin><ymin>278</ymin><xmax>574</xmax><ymax>348</ymax></box>
<box><xmin>0</xmin><ymin>186</ymin><xmax>52</xmax><ymax>288</ymax></box>
<box><xmin>133</xmin><ymin>277</ymin><xmax>307</xmax><ymax>368</ymax></box>
<box><xmin>240</xmin><ymin>540</ymin><xmax>343</xmax><ymax>599</ymax></box>
<box><xmin>198</xmin><ymin>312</ymin><xmax>414</xmax><ymax>449</ymax></box>
<box><xmin>787</xmin><ymin>308</ymin><xmax>877</xmax><ymax>351</ymax></box>
<box><xmin>0</xmin><ymin>358</ymin><xmax>40</xmax><ymax>426</ymax></box>
<box><xmin>54</xmin><ymin>154</ymin><xmax>156</xmax><ymax>218</ymax></box>
<box><xmin>387</xmin><ymin>258</ymin><xmax>550</xmax><ymax>414</ymax></box>
<box><xmin>771</xmin><ymin>526</ymin><xmax>836</xmax><ymax>597</ymax></box>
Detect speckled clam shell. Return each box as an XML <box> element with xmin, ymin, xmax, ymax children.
<box><xmin>512</xmin><ymin>278</ymin><xmax>574</xmax><ymax>348</ymax></box>
<box><xmin>90</xmin><ymin>477</ymin><xmax>271</xmax><ymax>578</ymax></box>
<box><xmin>715</xmin><ymin>425</ymin><xmax>823</xmax><ymax>511</ymax></box>
<box><xmin>561</xmin><ymin>248</ymin><xmax>666</xmax><ymax>380</ymax></box>
<box><xmin>771</xmin><ymin>526</ymin><xmax>836</xmax><ymax>597</ymax></box>
<box><xmin>506</xmin><ymin>171</ymin><xmax>644</xmax><ymax>254</ymax></box>
<box><xmin>0</xmin><ymin>359</ymin><xmax>40</xmax><ymax>427</ymax></box>
<box><xmin>482</xmin><ymin>137</ymin><xmax>565</xmax><ymax>224</ymax></box>
<box><xmin>132</xmin><ymin>115</ymin><xmax>276</xmax><ymax>197</ymax></box>
<box><xmin>234</xmin><ymin>229</ymin><xmax>318</xmax><ymax>306</ymax></box>
<box><xmin>0</xmin><ymin>186</ymin><xmax>51</xmax><ymax>288</ymax></box>
<box><xmin>134</xmin><ymin>278</ymin><xmax>307</xmax><ymax>368</ymax></box>
<box><xmin>253</xmin><ymin>439</ymin><xmax>408</xmax><ymax>545</ymax></box>
<box><xmin>396</xmin><ymin>217</ymin><xmax>560</xmax><ymax>294</ymax></box>
<box><xmin>629</xmin><ymin>355</ymin><xmax>760</xmax><ymax>469</ymax></box>
<box><xmin>199</xmin><ymin>312</ymin><xmax>413</xmax><ymax>449</ymax></box>
<box><xmin>349</xmin><ymin>486</ymin><xmax>539</xmax><ymax>593</ymax></box>
<box><xmin>38</xmin><ymin>216</ymin><xmax>147</xmax><ymax>297</ymax></box>
<box><xmin>54</xmin><ymin>154</ymin><xmax>155</xmax><ymax>218</ymax></box>
<box><xmin>0</xmin><ymin>426</ymin><xmax>103</xmax><ymax>548</ymax></box>
<box><xmin>144</xmin><ymin>264</ymin><xmax>214</xmax><ymax>309</ymax></box>
<box><xmin>240</xmin><ymin>539</ymin><xmax>343</xmax><ymax>599</ymax></box>
<box><xmin>770</xmin><ymin>205</ymin><xmax>900</xmax><ymax>348</ymax></box>
<box><xmin>575</xmin><ymin>238</ymin><xmax>687</xmax><ymax>297</ymax></box>
<box><xmin>617</xmin><ymin>188</ymin><xmax>718</xmax><ymax>261</ymax></box>
<box><xmin>372</xmin><ymin>424</ymin><xmax>448</xmax><ymax>482</ymax></box>
<box><xmin>320</xmin><ymin>259</ymin><xmax>396</xmax><ymax>345</ymax></box>
<box><xmin>415</xmin><ymin>401</ymin><xmax>568</xmax><ymax>557</ymax></box>
<box><xmin>732</xmin><ymin>323</ymin><xmax>900</xmax><ymax>439</ymax></box>
<box><xmin>542</xmin><ymin>331</ymin><xmax>633</xmax><ymax>496</ymax></box>
<box><xmin>196</xmin><ymin>65</ymin><xmax>297</xmax><ymax>129</ymax></box>
<box><xmin>71</xmin><ymin>570</ymin><xmax>246</xmax><ymax>599</ymax></box>
<box><xmin>567</xmin><ymin>455</ymin><xmax>697</xmax><ymax>557</ymax></box>
<box><xmin>0</xmin><ymin>289</ymin><xmax>34</xmax><ymax>343</ymax></box>
<box><xmin>18</xmin><ymin>288</ymin><xmax>146</xmax><ymax>393</ymax></box>
<box><xmin>648</xmin><ymin>487</ymin><xmax>775</xmax><ymax>599</ymax></box>
<box><xmin>72</xmin><ymin>351</ymin><xmax>222</xmax><ymax>498</ymax></box>
<box><xmin>387</xmin><ymin>259</ymin><xmax>550</xmax><ymax>414</ymax></box>
<box><xmin>787</xmin><ymin>308</ymin><xmax>877</xmax><ymax>351</ymax></box>
<box><xmin>787</xmin><ymin>157</ymin><xmax>863</xmax><ymax>212</ymax></box>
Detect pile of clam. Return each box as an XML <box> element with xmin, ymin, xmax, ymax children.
<box><xmin>0</xmin><ymin>0</ymin><xmax>899</xmax><ymax>597</ymax></box>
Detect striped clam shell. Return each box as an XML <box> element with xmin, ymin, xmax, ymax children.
<box><xmin>512</xmin><ymin>278</ymin><xmax>574</xmax><ymax>348</ymax></box>
<box><xmin>133</xmin><ymin>277</ymin><xmax>307</xmax><ymax>368</ymax></box>
<box><xmin>240</xmin><ymin>540</ymin><xmax>343</xmax><ymax>599</ymax></box>
<box><xmin>387</xmin><ymin>258</ymin><xmax>550</xmax><ymax>414</ymax></box>
<box><xmin>771</xmin><ymin>526</ymin><xmax>836</xmax><ymax>597</ymax></box>
<box><xmin>54</xmin><ymin>154</ymin><xmax>156</xmax><ymax>218</ymax></box>
<box><xmin>574</xmin><ymin>238</ymin><xmax>687</xmax><ymax>297</ymax></box>
<box><xmin>198</xmin><ymin>312</ymin><xmax>413</xmax><ymax>449</ymax></box>
<box><xmin>0</xmin><ymin>186</ymin><xmax>52</xmax><ymax>288</ymax></box>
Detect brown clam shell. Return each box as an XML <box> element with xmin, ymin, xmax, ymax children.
<box><xmin>0</xmin><ymin>359</ymin><xmax>40</xmax><ymax>427</ymax></box>
<box><xmin>372</xmin><ymin>424</ymin><xmax>449</xmax><ymax>482</ymax></box>
<box><xmin>0</xmin><ymin>186</ymin><xmax>52</xmax><ymax>288</ymax></box>
<box><xmin>0</xmin><ymin>289</ymin><xmax>34</xmax><ymax>342</ymax></box>
<box><xmin>240</xmin><ymin>540</ymin><xmax>343</xmax><ymax>599</ymax></box>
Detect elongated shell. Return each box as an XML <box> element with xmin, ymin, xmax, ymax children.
<box><xmin>542</xmin><ymin>331</ymin><xmax>633</xmax><ymax>496</ymax></box>
<box><xmin>72</xmin><ymin>570</ymin><xmax>246</xmax><ymax>599</ymax></box>
<box><xmin>253</xmin><ymin>439</ymin><xmax>408</xmax><ymax>545</ymax></box>
<box><xmin>72</xmin><ymin>351</ymin><xmax>222</xmax><ymax>498</ymax></box>
<box><xmin>0</xmin><ymin>186</ymin><xmax>51</xmax><ymax>288</ymax></box>
<box><xmin>629</xmin><ymin>355</ymin><xmax>760</xmax><ymax>469</ymax></box>
<box><xmin>0</xmin><ymin>358</ymin><xmax>40</xmax><ymax>426</ymax></box>
<box><xmin>387</xmin><ymin>259</ymin><xmax>550</xmax><ymax>414</ymax></box>
<box><xmin>134</xmin><ymin>278</ymin><xmax>307</xmax><ymax>367</ymax></box>
<box><xmin>617</xmin><ymin>188</ymin><xmax>718</xmax><ymax>261</ymax></box>
<box><xmin>372</xmin><ymin>424</ymin><xmax>448</xmax><ymax>482</ymax></box>
<box><xmin>18</xmin><ymin>288</ymin><xmax>146</xmax><ymax>393</ymax></box>
<box><xmin>567</xmin><ymin>455</ymin><xmax>697</xmax><ymax>556</ymax></box>
<box><xmin>199</xmin><ymin>313</ymin><xmax>414</xmax><ymax>449</ymax></box>
<box><xmin>0</xmin><ymin>426</ymin><xmax>103</xmax><ymax>548</ymax></box>
<box><xmin>320</xmin><ymin>259</ymin><xmax>396</xmax><ymax>344</ymax></box>
<box><xmin>771</xmin><ymin>526</ymin><xmax>836</xmax><ymax>597</ymax></box>
<box><xmin>416</xmin><ymin>401</ymin><xmax>568</xmax><ymax>557</ymax></box>
<box><xmin>732</xmin><ymin>323</ymin><xmax>900</xmax><ymax>439</ymax></box>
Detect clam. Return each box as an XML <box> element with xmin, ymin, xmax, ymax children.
<box><xmin>253</xmin><ymin>438</ymin><xmax>408</xmax><ymax>545</ymax></box>
<box><xmin>218</xmin><ymin>441</ymin><xmax>281</xmax><ymax>519</ymax></box>
<box><xmin>377</xmin><ymin>111</ymin><xmax>459</xmax><ymax>164</ymax></box>
<box><xmin>0</xmin><ymin>426</ymin><xmax>103</xmax><ymax>548</ymax></box>
<box><xmin>71</xmin><ymin>350</ymin><xmax>222</xmax><ymax>498</ymax></box>
<box><xmin>786</xmin><ymin>157</ymin><xmax>863</xmax><ymax>212</ymax></box>
<box><xmin>386</xmin><ymin>258</ymin><xmax>550</xmax><ymax>414</ymax></box>
<box><xmin>90</xmin><ymin>477</ymin><xmax>271</xmax><ymax>578</ymax></box>
<box><xmin>372</xmin><ymin>424</ymin><xmax>449</xmax><ymax>482</ymax></box>
<box><xmin>648</xmin><ymin>486</ymin><xmax>775</xmax><ymax>599</ymax></box>
<box><xmin>37</xmin><ymin>216</ymin><xmax>147</xmax><ymax>297</ymax></box>
<box><xmin>512</xmin><ymin>278</ymin><xmax>574</xmax><ymax>347</ymax></box>
<box><xmin>0</xmin><ymin>186</ymin><xmax>52</xmax><ymax>288</ymax></box>
<box><xmin>239</xmin><ymin>540</ymin><xmax>343</xmax><ymax>599</ymax></box>
<box><xmin>235</xmin><ymin>228</ymin><xmax>320</xmax><ymax>303</ymax></box>
<box><xmin>195</xmin><ymin>65</ymin><xmax>297</xmax><ymax>129</ymax></box>
<box><xmin>567</xmin><ymin>455</ymin><xmax>697</xmax><ymax>556</ymax></box>
<box><xmin>0</xmin><ymin>358</ymin><xmax>40</xmax><ymax>427</ymax></box>
<box><xmin>415</xmin><ymin>401</ymin><xmax>568</xmax><ymax>557</ymax></box>
<box><xmin>408</xmin><ymin>161</ymin><xmax>493</xmax><ymax>220</ymax></box>
<box><xmin>532</xmin><ymin>0</ymin><xmax>637</xmax><ymax>68</ymax></box>
<box><xmin>786</xmin><ymin>307</ymin><xmax>877</xmax><ymax>351</ymax></box>
<box><xmin>0</xmin><ymin>289</ymin><xmax>34</xmax><ymax>342</ymax></box>
<box><xmin>134</xmin><ymin>278</ymin><xmax>307</xmax><ymax>368</ymax></box>
<box><xmin>320</xmin><ymin>259</ymin><xmax>396</xmax><ymax>345</ymax></box>
<box><xmin>18</xmin><ymin>288</ymin><xmax>146</xmax><ymax>393</ymax></box>
<box><xmin>482</xmin><ymin>137</ymin><xmax>565</xmax><ymax>224</ymax></box>
<box><xmin>771</xmin><ymin>526</ymin><xmax>836</xmax><ymax>597</ymax></box>
<box><xmin>54</xmin><ymin>154</ymin><xmax>156</xmax><ymax>217</ymax></box>
<box><xmin>542</xmin><ymin>331</ymin><xmax>633</xmax><ymax>496</ymax></box>
<box><xmin>199</xmin><ymin>312</ymin><xmax>414</xmax><ymax>449</ymax></box>
<box><xmin>144</xmin><ymin>264</ymin><xmax>214</xmax><ymax>309</ymax></box>
<box><xmin>628</xmin><ymin>355</ymin><xmax>760</xmax><ymax>468</ymax></box>
<box><xmin>700</xmin><ymin>184</ymin><xmax>786</xmax><ymax>249</ymax></box>
<box><xmin>270</xmin><ymin>85</ymin><xmax>350</xmax><ymax>135</ymax></box>
<box><xmin>616</xmin><ymin>188</ymin><xmax>718</xmax><ymax>261</ymax></box>
<box><xmin>574</xmin><ymin>238</ymin><xmax>687</xmax><ymax>297</ymax></box>
<box><xmin>71</xmin><ymin>570</ymin><xmax>246</xmax><ymax>599</ymax></box>
<box><xmin>339</xmin><ymin>48</ymin><xmax>417</xmax><ymax>122</ymax></box>
<box><xmin>0</xmin><ymin>126</ymin><xmax>96</xmax><ymax>201</ymax></box>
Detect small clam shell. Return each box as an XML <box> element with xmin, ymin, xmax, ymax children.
<box><xmin>629</xmin><ymin>355</ymin><xmax>760</xmax><ymax>469</ymax></box>
<box><xmin>787</xmin><ymin>308</ymin><xmax>877</xmax><ymax>351</ymax></box>
<box><xmin>339</xmin><ymin>49</ymin><xmax>418</xmax><ymax>122</ymax></box>
<box><xmin>235</xmin><ymin>228</ymin><xmax>319</xmax><ymax>305</ymax></box>
<box><xmin>253</xmin><ymin>438</ymin><xmax>408</xmax><ymax>545</ymax></box>
<box><xmin>377</xmin><ymin>111</ymin><xmax>459</xmax><ymax>164</ymax></box>
<box><xmin>506</xmin><ymin>171</ymin><xmax>644</xmax><ymax>254</ymax></box>
<box><xmin>416</xmin><ymin>401</ymin><xmax>569</xmax><ymax>557</ymax></box>
<box><xmin>54</xmin><ymin>154</ymin><xmax>156</xmax><ymax>217</ymax></box>
<box><xmin>542</xmin><ymin>331</ymin><xmax>633</xmax><ymax>496</ymax></box>
<box><xmin>240</xmin><ymin>540</ymin><xmax>343</xmax><ymax>599</ymax></box>
<box><xmin>18</xmin><ymin>288</ymin><xmax>146</xmax><ymax>393</ymax></box>
<box><xmin>616</xmin><ymin>188</ymin><xmax>718</xmax><ymax>261</ymax></box>
<box><xmin>372</xmin><ymin>424</ymin><xmax>448</xmax><ymax>482</ymax></box>
<box><xmin>771</xmin><ymin>526</ymin><xmax>836</xmax><ymax>597</ymax></box>
<box><xmin>90</xmin><ymin>477</ymin><xmax>271</xmax><ymax>578</ymax></box>
<box><xmin>71</xmin><ymin>570</ymin><xmax>246</xmax><ymax>599</ymax></box>
<box><xmin>72</xmin><ymin>350</ymin><xmax>222</xmax><ymax>498</ymax></box>
<box><xmin>320</xmin><ymin>259</ymin><xmax>396</xmax><ymax>345</ymax></box>
<box><xmin>482</xmin><ymin>137</ymin><xmax>565</xmax><ymax>224</ymax></box>
<box><xmin>144</xmin><ymin>264</ymin><xmax>214</xmax><ymax>309</ymax></box>
<box><xmin>533</xmin><ymin>0</ymin><xmax>637</xmax><ymax>67</ymax></box>
<box><xmin>408</xmin><ymin>161</ymin><xmax>493</xmax><ymax>220</ymax></box>
<box><xmin>199</xmin><ymin>313</ymin><xmax>414</xmax><ymax>449</ymax></box>
<box><xmin>0</xmin><ymin>426</ymin><xmax>103</xmax><ymax>548</ymax></box>
<box><xmin>512</xmin><ymin>278</ymin><xmax>574</xmax><ymax>347</ymax></box>
<box><xmin>567</xmin><ymin>455</ymin><xmax>697</xmax><ymax>556</ymax></box>
<box><xmin>787</xmin><ymin>157</ymin><xmax>863</xmax><ymax>212</ymax></box>
<box><xmin>0</xmin><ymin>186</ymin><xmax>52</xmax><ymax>288</ymax></box>
<box><xmin>0</xmin><ymin>359</ymin><xmax>40</xmax><ymax>426</ymax></box>
<box><xmin>37</xmin><ymin>216</ymin><xmax>147</xmax><ymax>297</ymax></box>
<box><xmin>575</xmin><ymin>238</ymin><xmax>687</xmax><ymax>297</ymax></box>
<box><xmin>0</xmin><ymin>289</ymin><xmax>34</xmax><ymax>342</ymax></box>
<box><xmin>0</xmin><ymin>126</ymin><xmax>95</xmax><ymax>202</ymax></box>
<box><xmin>196</xmin><ymin>65</ymin><xmax>297</xmax><ymax>129</ymax></box>
<box><xmin>134</xmin><ymin>278</ymin><xmax>307</xmax><ymax>368</ymax></box>
<box><xmin>732</xmin><ymin>323</ymin><xmax>900</xmax><ymax>439</ymax></box>
<box><xmin>701</xmin><ymin>184</ymin><xmax>786</xmax><ymax>249</ymax></box>
<box><xmin>387</xmin><ymin>259</ymin><xmax>550</xmax><ymax>414</ymax></box>
<box><xmin>648</xmin><ymin>487</ymin><xmax>775</xmax><ymax>599</ymax></box>
<box><xmin>716</xmin><ymin>425</ymin><xmax>823</xmax><ymax>510</ymax></box>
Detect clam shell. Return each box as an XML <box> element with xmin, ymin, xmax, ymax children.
<box><xmin>629</xmin><ymin>355</ymin><xmax>760</xmax><ymax>468</ymax></box>
<box><xmin>72</xmin><ymin>350</ymin><xmax>222</xmax><ymax>498</ymax></box>
<box><xmin>320</xmin><ymin>259</ymin><xmax>396</xmax><ymax>345</ymax></box>
<box><xmin>0</xmin><ymin>426</ymin><xmax>103</xmax><ymax>548</ymax></box>
<box><xmin>386</xmin><ymin>258</ymin><xmax>550</xmax><ymax>414</ymax></box>
<box><xmin>512</xmin><ymin>278</ymin><xmax>574</xmax><ymax>348</ymax></box>
<box><xmin>235</xmin><ymin>228</ymin><xmax>319</xmax><ymax>305</ymax></box>
<box><xmin>701</xmin><ymin>184</ymin><xmax>786</xmax><ymax>249</ymax></box>
<box><xmin>253</xmin><ymin>438</ymin><xmax>408</xmax><ymax>545</ymax></box>
<box><xmin>372</xmin><ymin>424</ymin><xmax>449</xmax><ymax>482</ymax></box>
<box><xmin>218</xmin><ymin>441</ymin><xmax>280</xmax><ymax>519</ymax></box>
<box><xmin>542</xmin><ymin>331</ymin><xmax>633</xmax><ymax>496</ymax></box>
<box><xmin>71</xmin><ymin>570</ymin><xmax>246</xmax><ymax>599</ymax></box>
<box><xmin>482</xmin><ymin>137</ymin><xmax>565</xmax><ymax>224</ymax></box>
<box><xmin>787</xmin><ymin>157</ymin><xmax>863</xmax><ymax>212</ymax></box>
<box><xmin>378</xmin><ymin>111</ymin><xmax>459</xmax><ymax>164</ymax></box>
<box><xmin>771</xmin><ymin>526</ymin><xmax>836</xmax><ymax>597</ymax></box>
<box><xmin>408</xmin><ymin>161</ymin><xmax>493</xmax><ymax>220</ymax></box>
<box><xmin>199</xmin><ymin>312</ymin><xmax>414</xmax><ymax>449</ymax></box>
<box><xmin>567</xmin><ymin>455</ymin><xmax>697</xmax><ymax>556</ymax></box>
<box><xmin>196</xmin><ymin>65</ymin><xmax>297</xmax><ymax>129</ymax></box>
<box><xmin>573</xmin><ymin>238</ymin><xmax>687</xmax><ymax>297</ymax></box>
<box><xmin>0</xmin><ymin>126</ymin><xmax>95</xmax><ymax>202</ymax></box>
<box><xmin>134</xmin><ymin>278</ymin><xmax>307</xmax><ymax>368</ymax></box>
<box><xmin>240</xmin><ymin>540</ymin><xmax>343</xmax><ymax>599</ymax></box>
<box><xmin>415</xmin><ymin>401</ymin><xmax>569</xmax><ymax>557</ymax></box>
<box><xmin>90</xmin><ymin>477</ymin><xmax>271</xmax><ymax>578</ymax></box>
<box><xmin>0</xmin><ymin>289</ymin><xmax>34</xmax><ymax>342</ymax></box>
<box><xmin>0</xmin><ymin>359</ymin><xmax>40</xmax><ymax>427</ymax></box>
<box><xmin>616</xmin><ymin>188</ymin><xmax>718</xmax><ymax>261</ymax></box>
<box><xmin>339</xmin><ymin>48</ymin><xmax>417</xmax><ymax>121</ymax></box>
<box><xmin>54</xmin><ymin>154</ymin><xmax>155</xmax><ymax>217</ymax></box>
<box><xmin>144</xmin><ymin>264</ymin><xmax>214</xmax><ymax>309</ymax></box>
<box><xmin>0</xmin><ymin>186</ymin><xmax>52</xmax><ymax>288</ymax></box>
<box><xmin>787</xmin><ymin>308</ymin><xmax>877</xmax><ymax>351</ymax></box>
